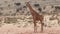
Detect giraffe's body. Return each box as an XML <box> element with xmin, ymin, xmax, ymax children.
<box><xmin>26</xmin><ymin>2</ymin><xmax>44</xmax><ymax>32</ymax></box>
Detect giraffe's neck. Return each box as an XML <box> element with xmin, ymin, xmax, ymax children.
<box><xmin>27</xmin><ymin>2</ymin><xmax>39</xmax><ymax>15</ymax></box>
<box><xmin>27</xmin><ymin>3</ymin><xmax>34</xmax><ymax>12</ymax></box>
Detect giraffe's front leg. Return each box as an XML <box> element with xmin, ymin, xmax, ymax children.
<box><xmin>40</xmin><ymin>21</ymin><xmax>44</xmax><ymax>33</ymax></box>
<box><xmin>33</xmin><ymin>21</ymin><xmax>37</xmax><ymax>33</ymax></box>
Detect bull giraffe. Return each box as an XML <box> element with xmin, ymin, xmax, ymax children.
<box><xmin>26</xmin><ymin>2</ymin><xmax>44</xmax><ymax>32</ymax></box>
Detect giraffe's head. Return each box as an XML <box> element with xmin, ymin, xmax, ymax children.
<box><xmin>26</xmin><ymin>2</ymin><xmax>30</xmax><ymax>7</ymax></box>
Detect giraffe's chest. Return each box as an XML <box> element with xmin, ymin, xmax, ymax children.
<box><xmin>32</xmin><ymin>15</ymin><xmax>44</xmax><ymax>21</ymax></box>
<box><xmin>32</xmin><ymin>15</ymin><xmax>40</xmax><ymax>20</ymax></box>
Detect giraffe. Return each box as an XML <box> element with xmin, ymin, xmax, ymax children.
<box><xmin>26</xmin><ymin>2</ymin><xmax>44</xmax><ymax>32</ymax></box>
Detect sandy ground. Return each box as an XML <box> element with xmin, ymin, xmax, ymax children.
<box><xmin>0</xmin><ymin>24</ymin><xmax>60</xmax><ymax>34</ymax></box>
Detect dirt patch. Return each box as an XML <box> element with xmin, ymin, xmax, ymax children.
<box><xmin>0</xmin><ymin>24</ymin><xmax>60</xmax><ymax>34</ymax></box>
